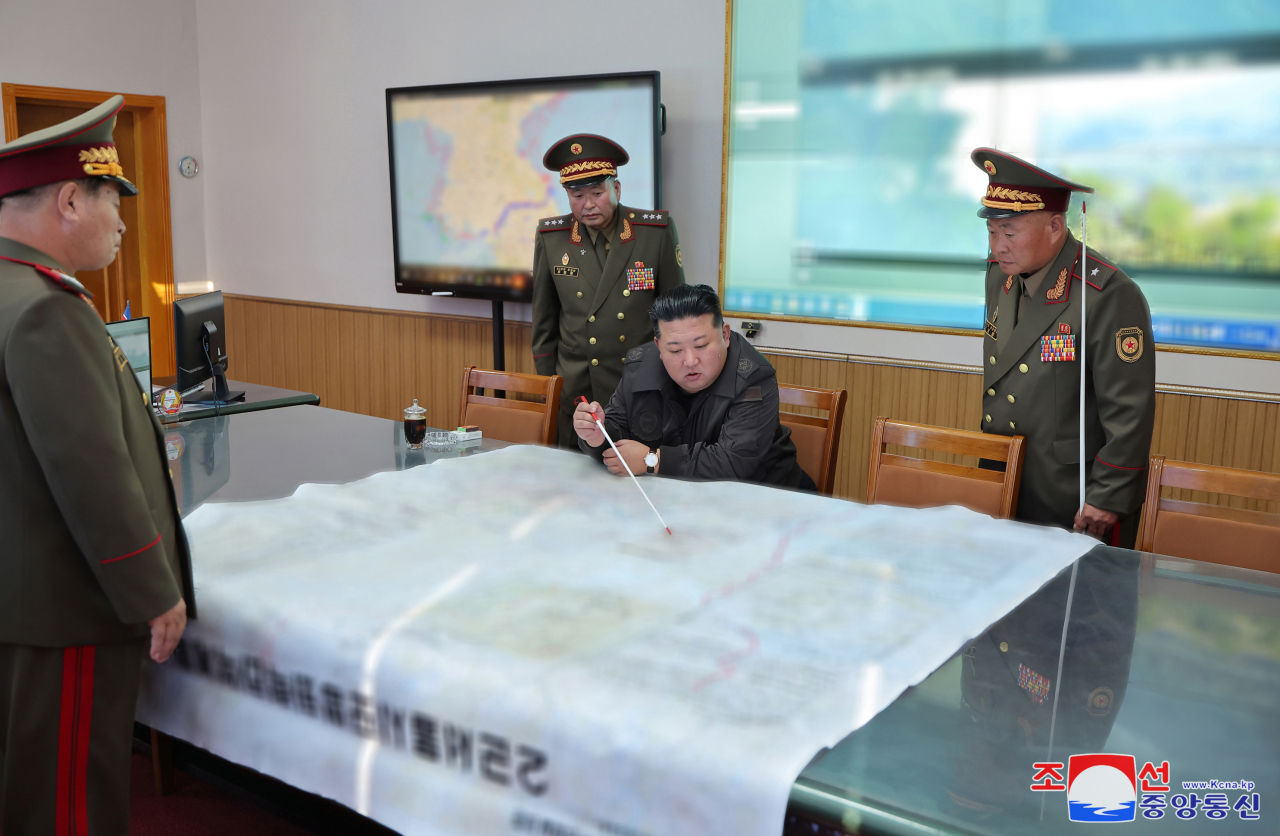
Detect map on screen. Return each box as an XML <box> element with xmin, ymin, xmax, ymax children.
<box><xmin>389</xmin><ymin>76</ymin><xmax>658</xmax><ymax>301</ymax></box>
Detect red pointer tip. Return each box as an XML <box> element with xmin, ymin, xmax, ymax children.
<box><xmin>666</xmin><ymin>527</ymin><xmax>672</xmax><ymax>535</ymax></box>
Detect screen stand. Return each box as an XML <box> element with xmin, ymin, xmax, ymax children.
<box><xmin>186</xmin><ymin>371</ymin><xmax>245</xmax><ymax>405</ymax></box>
<box><xmin>491</xmin><ymin>300</ymin><xmax>506</xmax><ymax>399</ymax></box>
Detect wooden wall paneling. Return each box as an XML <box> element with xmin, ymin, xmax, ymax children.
<box><xmin>219</xmin><ymin>295</ymin><xmax>1280</xmax><ymax>511</ymax></box>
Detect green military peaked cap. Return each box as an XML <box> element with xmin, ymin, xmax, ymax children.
<box><xmin>543</xmin><ymin>134</ymin><xmax>629</xmax><ymax>189</ymax></box>
<box><xmin>0</xmin><ymin>95</ymin><xmax>137</xmax><ymax>199</ymax></box>
<box><xmin>971</xmin><ymin>147</ymin><xmax>1091</xmax><ymax>219</ymax></box>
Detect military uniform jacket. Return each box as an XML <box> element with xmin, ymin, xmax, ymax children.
<box><xmin>0</xmin><ymin>237</ymin><xmax>195</xmax><ymax>647</ymax></box>
<box><xmin>981</xmin><ymin>232</ymin><xmax>1155</xmax><ymax>528</ymax></box>
<box><xmin>580</xmin><ymin>332</ymin><xmax>806</xmax><ymax>488</ymax></box>
<box><xmin>531</xmin><ymin>207</ymin><xmax>685</xmax><ymax>442</ymax></box>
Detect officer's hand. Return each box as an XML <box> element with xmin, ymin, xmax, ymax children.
<box><xmin>148</xmin><ymin>598</ymin><xmax>187</xmax><ymax>663</ymax></box>
<box><xmin>603</xmin><ymin>439</ymin><xmax>649</xmax><ymax>477</ymax></box>
<box><xmin>1074</xmin><ymin>504</ymin><xmax>1119</xmax><ymax>541</ymax></box>
<box><xmin>573</xmin><ymin>400</ymin><xmax>606</xmax><ymax>447</ymax></box>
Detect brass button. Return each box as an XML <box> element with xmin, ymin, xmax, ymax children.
<box><xmin>985</xmin><ymin>414</ymin><xmax>992</xmax><ymax>423</ymax></box>
<box><xmin>617</xmin><ymin>312</ymin><xmax>625</xmax><ymax>320</ymax></box>
<box><xmin>621</xmin><ymin>357</ymin><xmax>627</xmax><ymax>363</ymax></box>
<box><xmin>987</xmin><ymin>388</ymin><xmax>995</xmax><ymax>396</ymax></box>
<box><xmin>1019</xmin><ymin>363</ymin><xmax>1028</xmax><ymax>373</ymax></box>
<box><xmin>629</xmin><ymin>212</ymin><xmax>635</xmax><ymax>218</ymax></box>
<box><xmin>989</xmin><ymin>356</ymin><xmax>996</xmax><ymax>365</ymax></box>
<box><xmin>623</xmin><ymin>289</ymin><xmax>631</xmax><ymax>297</ymax></box>
<box><xmin>591</xmin><ymin>359</ymin><xmax>599</xmax><ymax>366</ymax></box>
<box><xmin>589</xmin><ymin>337</ymin><xmax>597</xmax><ymax>345</ymax></box>
<box><xmin>1007</xmin><ymin>394</ymin><xmax>1015</xmax><ymax>403</ymax></box>
<box><xmin>1009</xmin><ymin>421</ymin><xmax>1016</xmax><ymax>430</ymax></box>
<box><xmin>588</xmin><ymin>315</ymin><xmax>595</xmax><ymax>322</ymax></box>
<box><xmin>618</xmin><ymin>335</ymin><xmax>626</xmax><ymax>342</ymax></box>
<box><xmin>999</xmin><ymin>641</ymin><xmax>1009</xmax><ymax>653</ymax></box>
<box><xmin>576</xmin><ymin>291</ymin><xmax>583</xmax><ymax>298</ymax></box>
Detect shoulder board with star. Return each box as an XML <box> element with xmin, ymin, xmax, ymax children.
<box><xmin>1073</xmin><ymin>251</ymin><xmax>1120</xmax><ymax>291</ymax></box>
<box><xmin>537</xmin><ymin>214</ymin><xmax>573</xmax><ymax>233</ymax></box>
<box><xmin>0</xmin><ymin>255</ymin><xmax>94</xmax><ymax>300</ymax></box>
<box><xmin>628</xmin><ymin>210</ymin><xmax>670</xmax><ymax>227</ymax></box>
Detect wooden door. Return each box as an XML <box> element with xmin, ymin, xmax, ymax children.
<box><xmin>2</xmin><ymin>84</ymin><xmax>177</xmax><ymax>376</ymax></box>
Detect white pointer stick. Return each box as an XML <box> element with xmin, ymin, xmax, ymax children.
<box><xmin>1078</xmin><ymin>201</ymin><xmax>1088</xmax><ymax>519</ymax></box>
<box><xmin>578</xmin><ymin>397</ymin><xmax>672</xmax><ymax>535</ymax></box>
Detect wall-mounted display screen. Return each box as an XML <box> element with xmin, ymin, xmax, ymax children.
<box><xmin>387</xmin><ymin>72</ymin><xmax>661</xmax><ymax>302</ymax></box>
<box><xmin>722</xmin><ymin>0</ymin><xmax>1280</xmax><ymax>353</ymax></box>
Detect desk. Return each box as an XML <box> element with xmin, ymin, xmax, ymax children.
<box><xmin>154</xmin><ymin>377</ymin><xmax>320</xmax><ymax>424</ymax></box>
<box><xmin>789</xmin><ymin>552</ymin><xmax>1280</xmax><ymax>834</ymax></box>
<box><xmin>149</xmin><ymin>407</ymin><xmax>1278</xmax><ymax>835</ymax></box>
<box><xmin>163</xmin><ymin>404</ymin><xmax>508</xmax><ymax>514</ymax></box>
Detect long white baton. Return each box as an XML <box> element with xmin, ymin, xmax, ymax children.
<box><xmin>1079</xmin><ymin>201</ymin><xmax>1088</xmax><ymax>517</ymax></box>
<box><xmin>577</xmin><ymin>397</ymin><xmax>672</xmax><ymax>535</ymax></box>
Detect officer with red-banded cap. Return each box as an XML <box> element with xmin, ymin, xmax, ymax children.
<box><xmin>973</xmin><ymin>147</ymin><xmax>1155</xmax><ymax>547</ymax></box>
<box><xmin>0</xmin><ymin>96</ymin><xmax>194</xmax><ymax>834</ymax></box>
<box><xmin>531</xmin><ymin>134</ymin><xmax>685</xmax><ymax>447</ymax></box>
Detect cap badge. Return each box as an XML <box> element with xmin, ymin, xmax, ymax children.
<box><xmin>1046</xmin><ymin>268</ymin><xmax>1068</xmax><ymax>301</ymax></box>
<box><xmin>561</xmin><ymin>253</ymin><xmax>569</xmax><ymax>266</ymax></box>
<box><xmin>79</xmin><ymin>147</ymin><xmax>125</xmax><ymax>178</ymax></box>
<box><xmin>1116</xmin><ymin>327</ymin><xmax>1143</xmax><ymax>362</ymax></box>
<box><xmin>570</xmin><ymin>143</ymin><xmax>583</xmax><ymax>154</ymax></box>
<box><xmin>983</xmin><ymin>160</ymin><xmax>997</xmax><ymax>176</ymax></box>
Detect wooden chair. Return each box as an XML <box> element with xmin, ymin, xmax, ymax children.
<box><xmin>1136</xmin><ymin>456</ymin><xmax>1280</xmax><ymax>572</ymax></box>
<box><xmin>457</xmin><ymin>367</ymin><xmax>562</xmax><ymax>446</ymax></box>
<box><xmin>778</xmin><ymin>383</ymin><xmax>848</xmax><ymax>495</ymax></box>
<box><xmin>866</xmin><ymin>417</ymin><xmax>1026</xmax><ymax>519</ymax></box>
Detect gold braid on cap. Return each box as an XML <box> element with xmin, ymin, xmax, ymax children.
<box><xmin>559</xmin><ymin>159</ymin><xmax>617</xmax><ymax>185</ymax></box>
<box><xmin>981</xmin><ymin>185</ymin><xmax>1045</xmax><ymax>213</ymax></box>
<box><xmin>78</xmin><ymin>147</ymin><xmax>127</xmax><ymax>179</ymax></box>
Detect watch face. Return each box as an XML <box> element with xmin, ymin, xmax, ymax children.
<box><xmin>645</xmin><ymin>452</ymin><xmax>658</xmax><ymax>466</ymax></box>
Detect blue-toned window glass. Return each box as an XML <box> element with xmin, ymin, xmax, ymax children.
<box><xmin>723</xmin><ymin>0</ymin><xmax>1280</xmax><ymax>351</ymax></box>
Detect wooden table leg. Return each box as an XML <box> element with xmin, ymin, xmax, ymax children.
<box><xmin>150</xmin><ymin>727</ymin><xmax>176</xmax><ymax>796</ymax></box>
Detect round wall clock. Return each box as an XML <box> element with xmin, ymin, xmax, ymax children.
<box><xmin>178</xmin><ymin>156</ymin><xmax>199</xmax><ymax>178</ymax></box>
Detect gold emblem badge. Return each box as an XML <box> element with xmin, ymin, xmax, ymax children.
<box><xmin>1004</xmin><ymin>274</ymin><xmax>1014</xmax><ymax>293</ymax></box>
<box><xmin>562</xmin><ymin>253</ymin><xmax>569</xmax><ymax>266</ymax></box>
<box><xmin>676</xmin><ymin>245</ymin><xmax>682</xmax><ymax>268</ymax></box>
<box><xmin>1116</xmin><ymin>327</ymin><xmax>1143</xmax><ymax>362</ymax></box>
<box><xmin>983</xmin><ymin>160</ymin><xmax>997</xmax><ymax>175</ymax></box>
<box><xmin>79</xmin><ymin>146</ymin><xmax>126</xmax><ymax>178</ymax></box>
<box><xmin>1087</xmin><ymin>686</ymin><xmax>1114</xmax><ymax>716</ymax></box>
<box><xmin>570</xmin><ymin>143</ymin><xmax>583</xmax><ymax>154</ymax></box>
<box><xmin>1046</xmin><ymin>268</ymin><xmax>1068</xmax><ymax>301</ymax></box>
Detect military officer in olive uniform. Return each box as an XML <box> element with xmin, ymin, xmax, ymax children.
<box><xmin>0</xmin><ymin>97</ymin><xmax>194</xmax><ymax>834</ymax></box>
<box><xmin>974</xmin><ymin>148</ymin><xmax>1155</xmax><ymax>548</ymax></box>
<box><xmin>532</xmin><ymin>134</ymin><xmax>685</xmax><ymax>447</ymax></box>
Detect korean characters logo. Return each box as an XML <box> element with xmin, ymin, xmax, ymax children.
<box><xmin>1031</xmin><ymin>755</ymin><xmax>1261</xmax><ymax>823</ymax></box>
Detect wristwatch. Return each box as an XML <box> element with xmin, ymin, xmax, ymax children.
<box><xmin>645</xmin><ymin>447</ymin><xmax>659</xmax><ymax>474</ymax></box>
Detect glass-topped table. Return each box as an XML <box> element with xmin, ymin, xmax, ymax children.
<box><xmin>162</xmin><ymin>405</ymin><xmax>1278</xmax><ymax>834</ymax></box>
<box><xmin>788</xmin><ymin>550</ymin><xmax>1279</xmax><ymax>834</ymax></box>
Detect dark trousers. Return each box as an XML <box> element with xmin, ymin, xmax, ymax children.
<box><xmin>0</xmin><ymin>638</ymin><xmax>147</xmax><ymax>836</ymax></box>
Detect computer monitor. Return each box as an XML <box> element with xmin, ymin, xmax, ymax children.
<box><xmin>105</xmin><ymin>316</ymin><xmax>151</xmax><ymax>396</ymax></box>
<box><xmin>174</xmin><ymin>290</ymin><xmax>244</xmax><ymax>405</ymax></box>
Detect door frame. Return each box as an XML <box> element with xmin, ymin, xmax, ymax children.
<box><xmin>2</xmin><ymin>83</ymin><xmax>177</xmax><ymax>376</ymax></box>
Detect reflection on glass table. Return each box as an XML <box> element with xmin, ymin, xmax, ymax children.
<box><xmin>164</xmin><ymin>405</ymin><xmax>509</xmax><ymax>516</ymax></box>
<box><xmin>788</xmin><ymin>547</ymin><xmax>1279</xmax><ymax>834</ymax></box>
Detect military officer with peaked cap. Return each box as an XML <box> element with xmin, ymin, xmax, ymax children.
<box><xmin>973</xmin><ymin>148</ymin><xmax>1155</xmax><ymax>547</ymax></box>
<box><xmin>532</xmin><ymin>134</ymin><xmax>685</xmax><ymax>447</ymax></box>
<box><xmin>0</xmin><ymin>96</ymin><xmax>194</xmax><ymax>834</ymax></box>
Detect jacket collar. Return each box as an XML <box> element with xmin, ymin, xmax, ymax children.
<box><xmin>0</xmin><ymin>236</ymin><xmax>68</xmax><ymax>273</ymax></box>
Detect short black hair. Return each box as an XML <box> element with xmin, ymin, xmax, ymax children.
<box><xmin>649</xmin><ymin>284</ymin><xmax>723</xmax><ymax>338</ymax></box>
<box><xmin>0</xmin><ymin>177</ymin><xmax>108</xmax><ymax>212</ymax></box>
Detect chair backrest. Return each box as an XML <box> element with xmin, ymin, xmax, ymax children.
<box><xmin>865</xmin><ymin>417</ymin><xmax>1026</xmax><ymax>519</ymax></box>
<box><xmin>777</xmin><ymin>383</ymin><xmax>848</xmax><ymax>495</ymax></box>
<box><xmin>1137</xmin><ymin>456</ymin><xmax>1280</xmax><ymax>572</ymax></box>
<box><xmin>457</xmin><ymin>366</ymin><xmax>563</xmax><ymax>446</ymax></box>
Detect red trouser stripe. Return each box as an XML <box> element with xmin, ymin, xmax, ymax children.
<box><xmin>56</xmin><ymin>645</ymin><xmax>95</xmax><ymax>836</ymax></box>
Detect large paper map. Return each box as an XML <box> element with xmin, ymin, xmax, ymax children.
<box><xmin>138</xmin><ymin>446</ymin><xmax>1094</xmax><ymax>836</ymax></box>
<box><xmin>391</xmin><ymin>85</ymin><xmax>656</xmax><ymax>271</ymax></box>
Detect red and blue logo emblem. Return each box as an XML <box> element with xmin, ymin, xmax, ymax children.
<box><xmin>1068</xmin><ymin>754</ymin><xmax>1137</xmax><ymax>822</ymax></box>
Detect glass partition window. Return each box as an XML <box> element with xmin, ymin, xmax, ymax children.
<box><xmin>723</xmin><ymin>0</ymin><xmax>1280</xmax><ymax>352</ymax></box>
